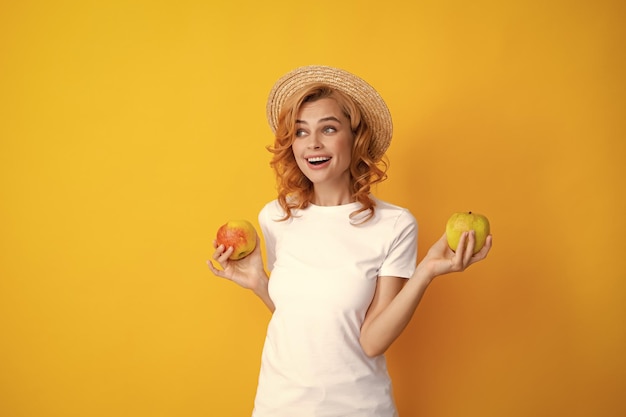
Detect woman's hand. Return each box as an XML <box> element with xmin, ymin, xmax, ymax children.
<box><xmin>208</xmin><ymin>235</ymin><xmax>275</xmax><ymax>312</ymax></box>
<box><xmin>418</xmin><ymin>231</ymin><xmax>492</xmax><ymax>281</ymax></box>
<box><xmin>207</xmin><ymin>235</ymin><xmax>267</xmax><ymax>291</ymax></box>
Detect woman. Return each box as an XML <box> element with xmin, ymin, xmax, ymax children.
<box><xmin>208</xmin><ymin>65</ymin><xmax>492</xmax><ymax>416</ymax></box>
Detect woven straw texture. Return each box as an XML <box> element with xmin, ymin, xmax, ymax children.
<box><xmin>266</xmin><ymin>65</ymin><xmax>393</xmax><ymax>161</ymax></box>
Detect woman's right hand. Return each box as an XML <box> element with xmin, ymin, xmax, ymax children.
<box><xmin>207</xmin><ymin>235</ymin><xmax>267</xmax><ymax>291</ymax></box>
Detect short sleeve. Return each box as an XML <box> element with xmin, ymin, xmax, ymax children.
<box><xmin>379</xmin><ymin>209</ymin><xmax>418</xmax><ymax>279</ymax></box>
<box><xmin>258</xmin><ymin>201</ymin><xmax>279</xmax><ymax>272</ymax></box>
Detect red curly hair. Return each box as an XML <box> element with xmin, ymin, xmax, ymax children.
<box><xmin>267</xmin><ymin>84</ymin><xmax>388</xmax><ymax>224</ymax></box>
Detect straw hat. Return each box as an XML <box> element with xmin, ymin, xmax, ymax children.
<box><xmin>266</xmin><ymin>65</ymin><xmax>393</xmax><ymax>161</ymax></box>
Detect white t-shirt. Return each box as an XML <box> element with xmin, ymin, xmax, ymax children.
<box><xmin>252</xmin><ymin>197</ymin><xmax>418</xmax><ymax>417</ymax></box>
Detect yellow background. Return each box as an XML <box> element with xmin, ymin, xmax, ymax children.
<box><xmin>1</xmin><ymin>0</ymin><xmax>624</xmax><ymax>416</ymax></box>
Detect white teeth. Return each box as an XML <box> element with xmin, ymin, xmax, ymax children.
<box><xmin>307</xmin><ymin>157</ymin><xmax>330</xmax><ymax>163</ymax></box>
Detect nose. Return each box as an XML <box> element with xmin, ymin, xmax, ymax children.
<box><xmin>307</xmin><ymin>131</ymin><xmax>322</xmax><ymax>149</ymax></box>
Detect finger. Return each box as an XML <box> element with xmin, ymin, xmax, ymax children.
<box><xmin>206</xmin><ymin>260</ymin><xmax>225</xmax><ymax>277</ymax></box>
<box><xmin>463</xmin><ymin>230</ymin><xmax>476</xmax><ymax>266</ymax></box>
<box><xmin>451</xmin><ymin>231</ymin><xmax>469</xmax><ymax>271</ymax></box>
<box><xmin>479</xmin><ymin>234</ymin><xmax>492</xmax><ymax>256</ymax></box>
<box><xmin>485</xmin><ymin>234</ymin><xmax>493</xmax><ymax>250</ymax></box>
<box><xmin>213</xmin><ymin>244</ymin><xmax>234</xmax><ymax>263</ymax></box>
<box><xmin>212</xmin><ymin>243</ymin><xmax>226</xmax><ymax>260</ymax></box>
<box><xmin>206</xmin><ymin>261</ymin><xmax>230</xmax><ymax>280</ymax></box>
<box><xmin>466</xmin><ymin>235</ymin><xmax>492</xmax><ymax>268</ymax></box>
<box><xmin>471</xmin><ymin>234</ymin><xmax>493</xmax><ymax>262</ymax></box>
<box><xmin>217</xmin><ymin>246</ymin><xmax>234</xmax><ymax>264</ymax></box>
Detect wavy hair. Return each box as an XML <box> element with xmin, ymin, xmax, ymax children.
<box><xmin>267</xmin><ymin>84</ymin><xmax>388</xmax><ymax>224</ymax></box>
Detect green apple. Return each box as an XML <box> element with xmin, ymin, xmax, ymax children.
<box><xmin>216</xmin><ymin>219</ymin><xmax>257</xmax><ymax>260</ymax></box>
<box><xmin>446</xmin><ymin>211</ymin><xmax>490</xmax><ymax>254</ymax></box>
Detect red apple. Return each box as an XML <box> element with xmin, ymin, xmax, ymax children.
<box><xmin>216</xmin><ymin>219</ymin><xmax>257</xmax><ymax>260</ymax></box>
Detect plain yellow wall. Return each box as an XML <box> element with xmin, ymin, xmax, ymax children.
<box><xmin>1</xmin><ymin>0</ymin><xmax>624</xmax><ymax>416</ymax></box>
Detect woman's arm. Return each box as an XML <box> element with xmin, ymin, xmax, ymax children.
<box><xmin>208</xmin><ymin>235</ymin><xmax>275</xmax><ymax>312</ymax></box>
<box><xmin>360</xmin><ymin>230</ymin><xmax>492</xmax><ymax>357</ymax></box>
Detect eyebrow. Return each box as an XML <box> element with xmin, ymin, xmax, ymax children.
<box><xmin>295</xmin><ymin>116</ymin><xmax>342</xmax><ymax>125</ymax></box>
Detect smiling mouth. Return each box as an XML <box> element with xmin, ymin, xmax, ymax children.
<box><xmin>307</xmin><ymin>156</ymin><xmax>331</xmax><ymax>165</ymax></box>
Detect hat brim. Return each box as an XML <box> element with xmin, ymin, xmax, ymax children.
<box><xmin>266</xmin><ymin>65</ymin><xmax>392</xmax><ymax>161</ymax></box>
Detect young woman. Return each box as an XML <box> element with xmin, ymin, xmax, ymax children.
<box><xmin>208</xmin><ymin>65</ymin><xmax>492</xmax><ymax>417</ymax></box>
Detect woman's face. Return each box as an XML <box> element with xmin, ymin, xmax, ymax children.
<box><xmin>291</xmin><ymin>97</ymin><xmax>355</xmax><ymax>192</ymax></box>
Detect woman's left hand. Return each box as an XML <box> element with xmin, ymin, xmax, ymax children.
<box><xmin>419</xmin><ymin>231</ymin><xmax>492</xmax><ymax>280</ymax></box>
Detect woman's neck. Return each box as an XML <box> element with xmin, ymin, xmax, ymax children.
<box><xmin>311</xmin><ymin>184</ymin><xmax>353</xmax><ymax>206</ymax></box>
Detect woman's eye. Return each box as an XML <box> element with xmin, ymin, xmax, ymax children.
<box><xmin>295</xmin><ymin>129</ymin><xmax>307</xmax><ymax>137</ymax></box>
<box><xmin>323</xmin><ymin>126</ymin><xmax>337</xmax><ymax>134</ymax></box>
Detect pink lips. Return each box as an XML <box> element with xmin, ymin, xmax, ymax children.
<box><xmin>306</xmin><ymin>156</ymin><xmax>332</xmax><ymax>168</ymax></box>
